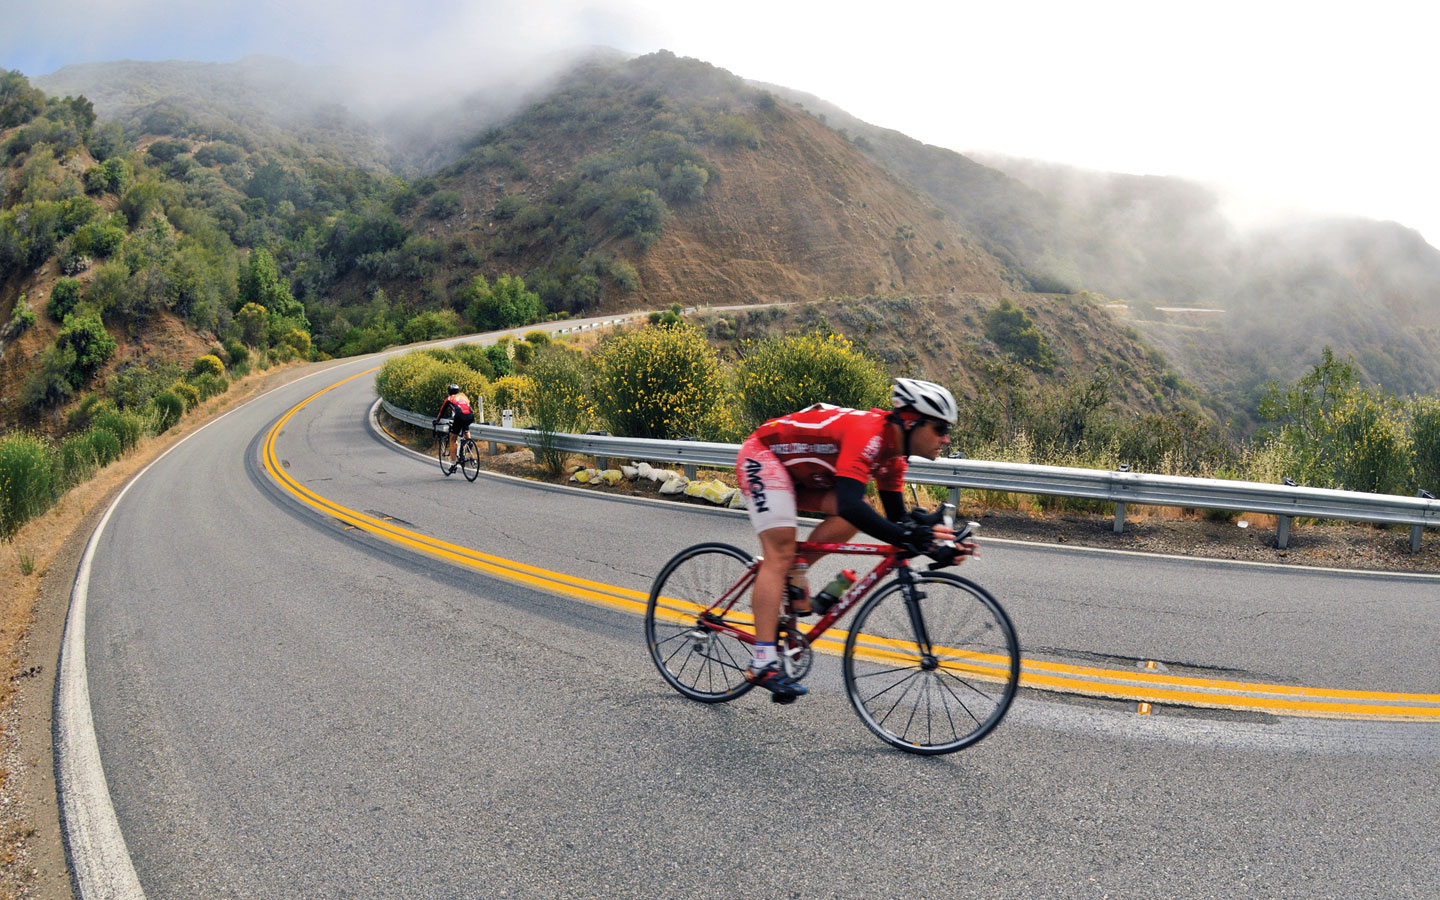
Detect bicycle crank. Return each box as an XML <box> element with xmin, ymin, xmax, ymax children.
<box><xmin>778</xmin><ymin>627</ymin><xmax>813</xmax><ymax>681</ymax></box>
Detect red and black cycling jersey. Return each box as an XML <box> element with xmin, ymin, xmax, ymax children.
<box><xmin>439</xmin><ymin>397</ymin><xmax>472</xmax><ymax>418</ymax></box>
<box><xmin>749</xmin><ymin>404</ymin><xmax>906</xmax><ymax>491</ymax></box>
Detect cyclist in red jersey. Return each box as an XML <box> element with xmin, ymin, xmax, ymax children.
<box><xmin>433</xmin><ymin>384</ymin><xmax>474</xmax><ymax>472</ymax></box>
<box><xmin>735</xmin><ymin>378</ymin><xmax>967</xmax><ymax>700</ymax></box>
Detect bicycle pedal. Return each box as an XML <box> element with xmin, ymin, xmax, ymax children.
<box><xmin>770</xmin><ymin>692</ymin><xmax>799</xmax><ymax>705</ymax></box>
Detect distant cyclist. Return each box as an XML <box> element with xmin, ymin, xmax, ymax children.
<box><xmin>433</xmin><ymin>384</ymin><xmax>474</xmax><ymax>472</ymax></box>
<box><xmin>734</xmin><ymin>378</ymin><xmax>969</xmax><ymax>700</ymax></box>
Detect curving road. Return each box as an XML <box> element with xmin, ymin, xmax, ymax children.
<box><xmin>73</xmin><ymin>333</ymin><xmax>1440</xmax><ymax>899</ymax></box>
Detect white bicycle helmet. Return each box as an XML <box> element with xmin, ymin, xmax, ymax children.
<box><xmin>891</xmin><ymin>378</ymin><xmax>958</xmax><ymax>425</ymax></box>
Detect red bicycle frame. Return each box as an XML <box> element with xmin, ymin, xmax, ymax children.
<box><xmin>698</xmin><ymin>541</ymin><xmax>904</xmax><ymax>645</ymax></box>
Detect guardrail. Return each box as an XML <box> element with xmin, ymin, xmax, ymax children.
<box><xmin>381</xmin><ymin>400</ymin><xmax>1440</xmax><ymax>551</ymax></box>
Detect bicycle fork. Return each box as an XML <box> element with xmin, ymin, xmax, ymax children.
<box><xmin>895</xmin><ymin>566</ymin><xmax>939</xmax><ymax>671</ymax></box>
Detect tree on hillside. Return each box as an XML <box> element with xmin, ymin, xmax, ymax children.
<box><xmin>237</xmin><ymin>247</ymin><xmax>309</xmax><ymax>344</ymax></box>
<box><xmin>0</xmin><ymin>70</ymin><xmax>45</xmax><ymax>128</ymax></box>
<box><xmin>463</xmin><ymin>274</ymin><xmax>544</xmax><ymax>331</ymax></box>
<box><xmin>984</xmin><ymin>299</ymin><xmax>1056</xmax><ymax>372</ymax></box>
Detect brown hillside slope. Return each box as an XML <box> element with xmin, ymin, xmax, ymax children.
<box><xmin>630</xmin><ymin>105</ymin><xmax>1014</xmax><ymax>306</ymax></box>
<box><xmin>406</xmin><ymin>53</ymin><xmax>1017</xmax><ymax>312</ymax></box>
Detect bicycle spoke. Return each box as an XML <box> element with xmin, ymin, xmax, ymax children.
<box><xmin>935</xmin><ymin>670</ymin><xmax>988</xmax><ymax>725</ymax></box>
<box><xmin>853</xmin><ymin>662</ymin><xmax>921</xmax><ymax>680</ymax></box>
<box><xmin>875</xmin><ymin>669</ymin><xmax>923</xmax><ymax>730</ymax></box>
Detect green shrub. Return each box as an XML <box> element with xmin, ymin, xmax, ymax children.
<box><xmin>1331</xmin><ymin>391</ymin><xmax>1410</xmax><ymax>495</ymax></box>
<box><xmin>192</xmin><ymin>354</ymin><xmax>225</xmax><ymax>377</ymax></box>
<box><xmin>512</xmin><ymin>340</ymin><xmax>533</xmax><ymax>365</ymax></box>
<box><xmin>374</xmin><ymin>351</ymin><xmax>490</xmax><ymax>419</ymax></box>
<box><xmin>664</xmin><ymin>161</ymin><xmax>709</xmax><ymax>202</ymax></box>
<box><xmin>56</xmin><ymin>312</ymin><xmax>116</xmax><ymax>383</ymax></box>
<box><xmin>191</xmin><ymin>372</ymin><xmax>228</xmax><ymax>400</ymax></box>
<box><xmin>86</xmin><ymin>427</ymin><xmax>121</xmax><ymax>466</ymax></box>
<box><xmin>151</xmin><ymin>391</ymin><xmax>184</xmax><ymax>431</ymax></box>
<box><xmin>193</xmin><ymin>141</ymin><xmax>245</xmax><ymax>167</ymax></box>
<box><xmin>446</xmin><ymin>343</ymin><xmax>497</xmax><ymax>378</ymax></box>
<box><xmin>5</xmin><ymin>295</ymin><xmax>35</xmax><ymax>336</ymax></box>
<box><xmin>401</xmin><ymin>310</ymin><xmax>462</xmax><ymax>344</ymax></box>
<box><xmin>20</xmin><ymin>343</ymin><xmax>77</xmax><ymax>412</ymax></box>
<box><xmin>593</xmin><ymin>324</ymin><xmax>727</xmax><ymax>440</ymax></box>
<box><xmin>423</xmin><ymin>191</ymin><xmax>462</xmax><ymax>219</ymax></box>
<box><xmin>732</xmin><ymin>331</ymin><xmax>889</xmax><ymax>429</ymax></box>
<box><xmin>463</xmin><ymin>274</ymin><xmax>545</xmax><ymax>332</ymax></box>
<box><xmin>0</xmin><ymin>432</ymin><xmax>54</xmax><ymax>538</ymax></box>
<box><xmin>235</xmin><ymin>302</ymin><xmax>268</xmax><ymax>346</ymax></box>
<box><xmin>223</xmin><ymin>339</ymin><xmax>249</xmax><ymax>368</ymax></box>
<box><xmin>523</xmin><ymin>330</ymin><xmax>551</xmax><ymax>347</ymax></box>
<box><xmin>485</xmin><ymin>344</ymin><xmax>512</xmax><ymax>377</ymax></box>
<box><xmin>281</xmin><ymin>329</ymin><xmax>311</xmax><ymax>356</ymax></box>
<box><xmin>171</xmin><ymin>379</ymin><xmax>201</xmax><ymax>411</ymax></box>
<box><xmin>711</xmin><ymin>114</ymin><xmax>762</xmax><ymax>149</ymax></box>
<box><xmin>985</xmin><ymin>299</ymin><xmax>1055</xmax><ymax>372</ymax></box>
<box><xmin>529</xmin><ymin>344</ymin><xmax>594</xmax><ymax>475</ymax></box>
<box><xmin>491</xmin><ymin>375</ymin><xmax>535</xmax><ymax>419</ymax></box>
<box><xmin>1410</xmin><ymin>396</ymin><xmax>1440</xmax><ymax>495</ymax></box>
<box><xmin>57</xmin><ymin>432</ymin><xmax>98</xmax><ymax>488</ymax></box>
<box><xmin>90</xmin><ymin>407</ymin><xmax>145</xmax><ymax>452</ymax></box>
<box><xmin>49</xmin><ymin>278</ymin><xmax>82</xmax><ymax>320</ymax></box>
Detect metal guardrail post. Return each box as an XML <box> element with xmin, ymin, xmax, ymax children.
<box><xmin>1113</xmin><ymin>465</ymin><xmax>1130</xmax><ymax>533</ymax></box>
<box><xmin>1277</xmin><ymin>516</ymin><xmax>1291</xmax><ymax>549</ymax></box>
<box><xmin>1413</xmin><ymin>489</ymin><xmax>1434</xmax><ymax>551</ymax></box>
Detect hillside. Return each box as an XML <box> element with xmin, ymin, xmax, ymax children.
<box><xmin>696</xmin><ymin>293</ymin><xmax>1196</xmax><ymax>419</ymax></box>
<box><xmin>2</xmin><ymin>51</ymin><xmax>1244</xmax><ymax>444</ymax></box>
<box><xmin>33</xmin><ymin>56</ymin><xmax>396</xmax><ymax>172</ymax></box>
<box><xmin>371</xmin><ymin>51</ymin><xmax>1019</xmax><ymax>316</ymax></box>
<box><xmin>953</xmin><ymin>156</ymin><xmax>1440</xmax><ymax>424</ymax></box>
<box><xmin>759</xmin><ymin>85</ymin><xmax>1440</xmax><ymax>424</ymax></box>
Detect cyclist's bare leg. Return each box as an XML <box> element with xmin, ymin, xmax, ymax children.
<box><xmin>447</xmin><ymin>433</ymin><xmax>459</xmax><ymax>462</ymax></box>
<box><xmin>754</xmin><ymin>525</ymin><xmax>797</xmax><ymax>644</ymax></box>
<box><xmin>792</xmin><ymin>491</ymin><xmax>857</xmax><ymax>567</ymax></box>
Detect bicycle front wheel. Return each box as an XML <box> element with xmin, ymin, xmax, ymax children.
<box><xmin>459</xmin><ymin>438</ymin><xmax>480</xmax><ymax>481</ymax></box>
<box><xmin>645</xmin><ymin>543</ymin><xmax>759</xmax><ymax>703</ymax></box>
<box><xmin>438</xmin><ymin>433</ymin><xmax>453</xmax><ymax>476</ymax></box>
<box><xmin>843</xmin><ymin>572</ymin><xmax>1019</xmax><ymax>754</ymax></box>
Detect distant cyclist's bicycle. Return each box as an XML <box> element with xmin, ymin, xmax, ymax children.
<box><xmin>645</xmin><ymin>510</ymin><xmax>1019</xmax><ymax>754</ymax></box>
<box><xmin>433</xmin><ymin>418</ymin><xmax>480</xmax><ymax>482</ymax></box>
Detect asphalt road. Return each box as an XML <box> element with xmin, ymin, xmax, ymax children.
<box><xmin>80</xmin><ymin>344</ymin><xmax>1440</xmax><ymax>899</ymax></box>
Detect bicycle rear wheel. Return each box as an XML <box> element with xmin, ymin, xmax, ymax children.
<box><xmin>645</xmin><ymin>543</ymin><xmax>759</xmax><ymax>702</ymax></box>
<box><xmin>459</xmin><ymin>438</ymin><xmax>480</xmax><ymax>481</ymax></box>
<box><xmin>842</xmin><ymin>572</ymin><xmax>1019</xmax><ymax>754</ymax></box>
<box><xmin>438</xmin><ymin>433</ymin><xmax>453</xmax><ymax>476</ymax></box>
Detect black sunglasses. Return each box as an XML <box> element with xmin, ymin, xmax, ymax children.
<box><xmin>928</xmin><ymin>419</ymin><xmax>951</xmax><ymax>436</ymax></box>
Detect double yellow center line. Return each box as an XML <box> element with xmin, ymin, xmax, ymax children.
<box><xmin>264</xmin><ymin>371</ymin><xmax>1440</xmax><ymax>722</ymax></box>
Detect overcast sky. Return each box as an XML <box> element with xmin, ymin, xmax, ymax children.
<box><xmin>4</xmin><ymin>0</ymin><xmax>1436</xmax><ymax>244</ymax></box>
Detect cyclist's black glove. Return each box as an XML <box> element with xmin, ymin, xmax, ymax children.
<box><xmin>926</xmin><ymin>544</ymin><xmax>961</xmax><ymax>570</ymax></box>
<box><xmin>897</xmin><ymin>521</ymin><xmax>935</xmax><ymax>555</ymax></box>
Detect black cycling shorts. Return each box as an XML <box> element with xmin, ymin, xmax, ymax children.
<box><xmin>448</xmin><ymin>413</ymin><xmax>474</xmax><ymax>435</ymax></box>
